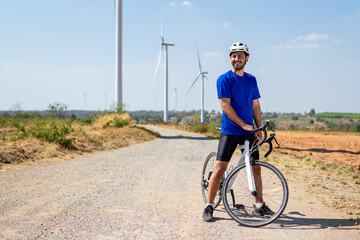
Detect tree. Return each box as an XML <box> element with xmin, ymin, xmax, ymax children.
<box><xmin>47</xmin><ymin>102</ymin><xmax>69</xmax><ymax>118</ymax></box>
<box><xmin>11</xmin><ymin>102</ymin><xmax>23</xmax><ymax>116</ymax></box>
<box><xmin>308</xmin><ymin>108</ymin><xmax>316</xmax><ymax>117</ymax></box>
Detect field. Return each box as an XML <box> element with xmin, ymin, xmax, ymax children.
<box><xmin>263</xmin><ymin>131</ymin><xmax>360</xmax><ymax>216</ymax></box>
<box><xmin>276</xmin><ymin>131</ymin><xmax>360</xmax><ymax>171</ymax></box>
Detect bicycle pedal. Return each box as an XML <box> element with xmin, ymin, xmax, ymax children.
<box><xmin>235</xmin><ymin>204</ymin><xmax>245</xmax><ymax>209</ymax></box>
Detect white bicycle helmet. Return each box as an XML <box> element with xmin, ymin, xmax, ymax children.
<box><xmin>229</xmin><ymin>42</ymin><xmax>250</xmax><ymax>56</ymax></box>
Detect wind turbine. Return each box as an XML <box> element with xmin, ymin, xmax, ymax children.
<box><xmin>153</xmin><ymin>24</ymin><xmax>175</xmax><ymax>123</ymax></box>
<box><xmin>115</xmin><ymin>0</ymin><xmax>122</xmax><ymax>106</ymax></box>
<box><xmin>187</xmin><ymin>44</ymin><xmax>209</xmax><ymax>123</ymax></box>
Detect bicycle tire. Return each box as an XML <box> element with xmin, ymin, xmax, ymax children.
<box><xmin>201</xmin><ymin>152</ymin><xmax>222</xmax><ymax>208</ymax></box>
<box><xmin>222</xmin><ymin>161</ymin><xmax>288</xmax><ymax>227</ymax></box>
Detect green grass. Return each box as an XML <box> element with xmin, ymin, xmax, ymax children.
<box><xmin>11</xmin><ymin>119</ymin><xmax>75</xmax><ymax>149</ymax></box>
<box><xmin>314</xmin><ymin>112</ymin><xmax>360</xmax><ymax>119</ymax></box>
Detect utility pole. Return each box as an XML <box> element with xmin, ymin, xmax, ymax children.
<box><xmin>174</xmin><ymin>88</ymin><xmax>178</xmax><ymax>112</ymax></box>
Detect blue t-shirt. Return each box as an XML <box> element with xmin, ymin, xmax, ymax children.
<box><xmin>217</xmin><ymin>70</ymin><xmax>261</xmax><ymax>136</ymax></box>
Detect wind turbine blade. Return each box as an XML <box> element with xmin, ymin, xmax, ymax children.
<box><xmin>187</xmin><ymin>73</ymin><xmax>201</xmax><ymax>95</ymax></box>
<box><xmin>153</xmin><ymin>46</ymin><xmax>163</xmax><ymax>86</ymax></box>
<box><xmin>204</xmin><ymin>74</ymin><xmax>210</xmax><ymax>81</ymax></box>
<box><xmin>196</xmin><ymin>44</ymin><xmax>202</xmax><ymax>72</ymax></box>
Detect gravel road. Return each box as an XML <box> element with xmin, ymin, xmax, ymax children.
<box><xmin>0</xmin><ymin>125</ymin><xmax>359</xmax><ymax>239</ymax></box>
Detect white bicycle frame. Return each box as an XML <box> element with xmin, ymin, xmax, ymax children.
<box><xmin>224</xmin><ymin>140</ymin><xmax>257</xmax><ymax>195</ymax></box>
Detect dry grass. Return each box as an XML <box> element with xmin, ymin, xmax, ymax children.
<box><xmin>0</xmin><ymin>113</ymin><xmax>158</xmax><ymax>168</ymax></box>
<box><xmin>262</xmin><ymin>148</ymin><xmax>360</xmax><ymax>217</ymax></box>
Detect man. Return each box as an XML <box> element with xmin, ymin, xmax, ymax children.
<box><xmin>202</xmin><ymin>42</ymin><xmax>274</xmax><ymax>222</ymax></box>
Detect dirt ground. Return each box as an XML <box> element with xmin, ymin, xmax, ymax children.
<box><xmin>1</xmin><ymin>125</ymin><xmax>359</xmax><ymax>239</ymax></box>
<box><xmin>263</xmin><ymin>131</ymin><xmax>360</xmax><ymax>217</ymax></box>
<box><xmin>275</xmin><ymin>131</ymin><xmax>360</xmax><ymax>171</ymax></box>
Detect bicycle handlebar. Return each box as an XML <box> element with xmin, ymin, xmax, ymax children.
<box><xmin>252</xmin><ymin>120</ymin><xmax>280</xmax><ymax>157</ymax></box>
<box><xmin>217</xmin><ymin>120</ymin><xmax>280</xmax><ymax>157</ymax></box>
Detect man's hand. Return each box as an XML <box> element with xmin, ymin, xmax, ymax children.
<box><xmin>241</xmin><ymin>123</ymin><xmax>254</xmax><ymax>132</ymax></box>
<box><xmin>254</xmin><ymin>131</ymin><xmax>263</xmax><ymax>143</ymax></box>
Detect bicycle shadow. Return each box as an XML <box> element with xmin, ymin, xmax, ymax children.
<box><xmin>213</xmin><ymin>210</ymin><xmax>359</xmax><ymax>230</ymax></box>
<box><xmin>269</xmin><ymin>211</ymin><xmax>359</xmax><ymax>230</ymax></box>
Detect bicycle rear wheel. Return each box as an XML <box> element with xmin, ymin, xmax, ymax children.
<box><xmin>222</xmin><ymin>161</ymin><xmax>288</xmax><ymax>227</ymax></box>
<box><xmin>201</xmin><ymin>152</ymin><xmax>222</xmax><ymax>208</ymax></box>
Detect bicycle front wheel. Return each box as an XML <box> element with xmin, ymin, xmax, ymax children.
<box><xmin>201</xmin><ymin>152</ymin><xmax>222</xmax><ymax>208</ymax></box>
<box><xmin>222</xmin><ymin>161</ymin><xmax>288</xmax><ymax>227</ymax></box>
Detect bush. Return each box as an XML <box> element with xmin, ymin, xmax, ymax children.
<box><xmin>191</xmin><ymin>122</ymin><xmax>209</xmax><ymax>133</ymax></box>
<box><xmin>268</xmin><ymin>120</ymin><xmax>277</xmax><ymax>129</ymax></box>
<box><xmin>113</xmin><ymin>118</ymin><xmax>130</xmax><ymax>128</ymax></box>
<box><xmin>77</xmin><ymin>116</ymin><xmax>96</xmax><ymax>125</ymax></box>
<box><xmin>102</xmin><ymin>117</ymin><xmax>130</xmax><ymax>129</ymax></box>
<box><xmin>288</xmin><ymin>123</ymin><xmax>296</xmax><ymax>130</ymax></box>
<box><xmin>12</xmin><ymin>119</ymin><xmax>75</xmax><ymax>149</ymax></box>
<box><xmin>29</xmin><ymin>120</ymin><xmax>75</xmax><ymax>149</ymax></box>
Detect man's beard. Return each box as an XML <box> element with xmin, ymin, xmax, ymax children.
<box><xmin>233</xmin><ymin>62</ymin><xmax>246</xmax><ymax>72</ymax></box>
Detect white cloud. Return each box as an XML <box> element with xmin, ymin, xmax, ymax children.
<box><xmin>170</xmin><ymin>1</ymin><xmax>192</xmax><ymax>7</ymax></box>
<box><xmin>270</xmin><ymin>33</ymin><xmax>330</xmax><ymax>50</ymax></box>
<box><xmin>345</xmin><ymin>60</ymin><xmax>360</xmax><ymax>66</ymax></box>
<box><xmin>181</xmin><ymin>1</ymin><xmax>192</xmax><ymax>7</ymax></box>
<box><xmin>293</xmin><ymin>33</ymin><xmax>329</xmax><ymax>42</ymax></box>
<box><xmin>3</xmin><ymin>61</ymin><xmax>23</xmax><ymax>68</ymax></box>
<box><xmin>204</xmin><ymin>51</ymin><xmax>223</xmax><ymax>57</ymax></box>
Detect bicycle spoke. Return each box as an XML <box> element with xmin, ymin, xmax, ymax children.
<box><xmin>222</xmin><ymin>161</ymin><xmax>288</xmax><ymax>227</ymax></box>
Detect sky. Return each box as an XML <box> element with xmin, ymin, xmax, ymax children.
<box><xmin>1</xmin><ymin>0</ymin><xmax>360</xmax><ymax>114</ymax></box>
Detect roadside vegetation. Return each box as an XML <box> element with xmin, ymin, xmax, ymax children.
<box><xmin>131</xmin><ymin>108</ymin><xmax>360</xmax><ymax>134</ymax></box>
<box><xmin>0</xmin><ymin>103</ymin><xmax>158</xmax><ymax>166</ymax></box>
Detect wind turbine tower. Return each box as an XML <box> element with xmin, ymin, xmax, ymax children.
<box><xmin>115</xmin><ymin>0</ymin><xmax>122</xmax><ymax>106</ymax></box>
<box><xmin>187</xmin><ymin>44</ymin><xmax>209</xmax><ymax>123</ymax></box>
<box><xmin>153</xmin><ymin>24</ymin><xmax>175</xmax><ymax>122</ymax></box>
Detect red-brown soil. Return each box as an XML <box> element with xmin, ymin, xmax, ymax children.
<box><xmin>276</xmin><ymin>131</ymin><xmax>360</xmax><ymax>171</ymax></box>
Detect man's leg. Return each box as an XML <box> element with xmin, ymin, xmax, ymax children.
<box><xmin>203</xmin><ymin>133</ymin><xmax>237</xmax><ymax>222</ymax></box>
<box><xmin>253</xmin><ymin>165</ymin><xmax>263</xmax><ymax>203</ymax></box>
<box><xmin>202</xmin><ymin>160</ymin><xmax>228</xmax><ymax>222</ymax></box>
<box><xmin>252</xmin><ymin>165</ymin><xmax>275</xmax><ymax>216</ymax></box>
<box><xmin>207</xmin><ymin>161</ymin><xmax>229</xmax><ymax>204</ymax></box>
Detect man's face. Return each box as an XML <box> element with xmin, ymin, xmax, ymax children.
<box><xmin>230</xmin><ymin>52</ymin><xmax>248</xmax><ymax>71</ymax></box>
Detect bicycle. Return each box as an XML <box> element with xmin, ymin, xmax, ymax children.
<box><xmin>201</xmin><ymin>120</ymin><xmax>288</xmax><ymax>227</ymax></box>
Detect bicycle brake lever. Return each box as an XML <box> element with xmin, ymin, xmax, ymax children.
<box><xmin>268</xmin><ymin>124</ymin><xmax>275</xmax><ymax>132</ymax></box>
<box><xmin>273</xmin><ymin>137</ymin><xmax>280</xmax><ymax>147</ymax></box>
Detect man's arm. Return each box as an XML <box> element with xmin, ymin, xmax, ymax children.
<box><xmin>219</xmin><ymin>97</ymin><xmax>254</xmax><ymax>131</ymax></box>
<box><xmin>252</xmin><ymin>99</ymin><xmax>261</xmax><ymax>128</ymax></box>
<box><xmin>252</xmin><ymin>99</ymin><xmax>262</xmax><ymax>139</ymax></box>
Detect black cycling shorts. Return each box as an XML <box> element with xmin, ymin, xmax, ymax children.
<box><xmin>217</xmin><ymin>133</ymin><xmax>259</xmax><ymax>162</ymax></box>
